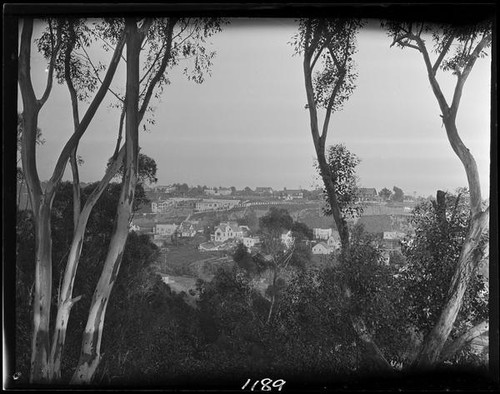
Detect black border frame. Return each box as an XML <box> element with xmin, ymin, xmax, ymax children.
<box><xmin>3</xmin><ymin>2</ymin><xmax>498</xmax><ymax>391</ymax></box>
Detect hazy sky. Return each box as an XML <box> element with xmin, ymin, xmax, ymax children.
<box><xmin>22</xmin><ymin>18</ymin><xmax>491</xmax><ymax>197</ymax></box>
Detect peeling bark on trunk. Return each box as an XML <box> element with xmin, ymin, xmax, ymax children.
<box><xmin>30</xmin><ymin>202</ymin><xmax>54</xmax><ymax>383</ymax></box>
<box><xmin>71</xmin><ymin>20</ymin><xmax>142</xmax><ymax>384</ymax></box>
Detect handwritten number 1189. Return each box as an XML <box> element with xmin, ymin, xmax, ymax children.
<box><xmin>242</xmin><ymin>378</ymin><xmax>286</xmax><ymax>391</ymax></box>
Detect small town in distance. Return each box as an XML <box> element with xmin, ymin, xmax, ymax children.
<box><xmin>126</xmin><ymin>184</ymin><xmax>425</xmax><ymax>299</ymax></box>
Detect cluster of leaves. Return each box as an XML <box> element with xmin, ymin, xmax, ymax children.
<box><xmin>293</xmin><ymin>19</ymin><xmax>363</xmax><ymax>112</ymax></box>
<box><xmin>36</xmin><ymin>18</ymin><xmax>103</xmax><ymax>102</ymax></box>
<box><xmin>316</xmin><ymin>144</ymin><xmax>362</xmax><ymax>219</ymax></box>
<box><xmin>384</xmin><ymin>21</ymin><xmax>492</xmax><ymax>76</ymax></box>
<box><xmin>434</xmin><ymin>22</ymin><xmax>492</xmax><ymax>74</ymax></box>
<box><xmin>399</xmin><ymin>191</ymin><xmax>488</xmax><ymax>339</ymax></box>
<box><xmin>334</xmin><ymin>224</ymin><xmax>411</xmax><ymax>364</ymax></box>
<box><xmin>378</xmin><ymin>187</ymin><xmax>392</xmax><ymax>200</ymax></box>
<box><xmin>112</xmin><ymin>152</ymin><xmax>158</xmax><ymax>186</ymax></box>
<box><xmin>392</xmin><ymin>186</ymin><xmax>404</xmax><ymax>202</ymax></box>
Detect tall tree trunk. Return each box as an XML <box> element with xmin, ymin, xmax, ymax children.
<box><xmin>412</xmin><ymin>45</ymin><xmax>490</xmax><ymax>365</ymax></box>
<box><xmin>303</xmin><ymin>55</ymin><xmax>350</xmax><ymax>254</ymax></box>
<box><xmin>303</xmin><ymin>35</ymin><xmax>390</xmax><ymax>372</ymax></box>
<box><xmin>19</xmin><ymin>17</ymin><xmax>128</xmax><ymax>383</ymax></box>
<box><xmin>30</xmin><ymin>201</ymin><xmax>54</xmax><ymax>383</ymax></box>
<box><xmin>71</xmin><ymin>20</ymin><xmax>141</xmax><ymax>384</ymax></box>
<box><xmin>18</xmin><ymin>19</ymin><xmax>53</xmax><ymax>383</ymax></box>
<box><xmin>48</xmin><ymin>148</ymin><xmax>125</xmax><ymax>381</ymax></box>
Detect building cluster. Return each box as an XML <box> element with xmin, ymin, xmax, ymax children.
<box><xmin>204</xmin><ymin>187</ymin><xmax>232</xmax><ymax>197</ymax></box>
<box><xmin>199</xmin><ymin>221</ymin><xmax>261</xmax><ymax>252</ymax></box>
<box><xmin>151</xmin><ymin>197</ymin><xmax>243</xmax><ymax>214</ymax></box>
<box><xmin>311</xmin><ymin>228</ymin><xmax>341</xmax><ymax>255</ymax></box>
<box><xmin>142</xmin><ymin>218</ymin><xmax>204</xmax><ymax>247</ymax></box>
<box><xmin>195</xmin><ymin>199</ymin><xmax>241</xmax><ymax>212</ymax></box>
<box><xmin>151</xmin><ymin>198</ymin><xmax>199</xmax><ymax>213</ymax></box>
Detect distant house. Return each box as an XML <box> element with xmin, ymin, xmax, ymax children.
<box><xmin>281</xmin><ymin>230</ymin><xmax>295</xmax><ymax>249</ymax></box>
<box><xmin>358</xmin><ymin>188</ymin><xmax>378</xmax><ymax>202</ymax></box>
<box><xmin>326</xmin><ymin>232</ymin><xmax>341</xmax><ymax>250</ymax></box>
<box><xmin>151</xmin><ymin>199</ymin><xmax>174</xmax><ymax>213</ymax></box>
<box><xmin>242</xmin><ymin>236</ymin><xmax>261</xmax><ymax>251</ymax></box>
<box><xmin>154</xmin><ymin>223</ymin><xmax>178</xmax><ymax>238</ymax></box>
<box><xmin>195</xmin><ymin>199</ymin><xmax>241</xmax><ymax>212</ymax></box>
<box><xmin>205</xmin><ymin>188</ymin><xmax>218</xmax><ymax>196</ymax></box>
<box><xmin>212</xmin><ymin>221</ymin><xmax>249</xmax><ymax>243</ymax></box>
<box><xmin>170</xmin><ymin>198</ymin><xmax>199</xmax><ymax>208</ymax></box>
<box><xmin>312</xmin><ymin>242</ymin><xmax>332</xmax><ymax>255</ymax></box>
<box><xmin>129</xmin><ymin>223</ymin><xmax>141</xmax><ymax>232</ymax></box>
<box><xmin>178</xmin><ymin>221</ymin><xmax>198</xmax><ymax>238</ymax></box>
<box><xmin>313</xmin><ymin>228</ymin><xmax>333</xmax><ymax>240</ymax></box>
<box><xmin>281</xmin><ymin>189</ymin><xmax>304</xmax><ymax>200</ymax></box>
<box><xmin>152</xmin><ymin>198</ymin><xmax>199</xmax><ymax>212</ymax></box>
<box><xmin>255</xmin><ymin>187</ymin><xmax>274</xmax><ymax>195</ymax></box>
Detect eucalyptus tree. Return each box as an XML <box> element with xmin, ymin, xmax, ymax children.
<box><xmin>295</xmin><ymin>19</ymin><xmax>392</xmax><ymax>372</ymax></box>
<box><xmin>19</xmin><ymin>16</ymin><xmax>223</xmax><ymax>384</ymax></box>
<box><xmin>295</xmin><ymin>18</ymin><xmax>362</xmax><ymax>254</ymax></box>
<box><xmin>19</xmin><ymin>18</ymin><xmax>126</xmax><ymax>383</ymax></box>
<box><xmin>70</xmin><ymin>17</ymin><xmax>223</xmax><ymax>384</ymax></box>
<box><xmin>386</xmin><ymin>20</ymin><xmax>492</xmax><ymax>367</ymax></box>
<box><xmin>399</xmin><ymin>190</ymin><xmax>488</xmax><ymax>365</ymax></box>
<box><xmin>315</xmin><ymin>143</ymin><xmax>362</xmax><ymax>219</ymax></box>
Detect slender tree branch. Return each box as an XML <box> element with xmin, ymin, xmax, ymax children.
<box><xmin>92</xmin><ymin>30</ymin><xmax>127</xmax><ymax>63</ymax></box>
<box><xmin>18</xmin><ymin>19</ymin><xmax>43</xmax><ymax>204</ymax></box>
<box><xmin>139</xmin><ymin>41</ymin><xmax>168</xmax><ymax>85</ymax></box>
<box><xmin>413</xmin><ymin>36</ymin><xmax>451</xmax><ymax>116</ymax></box>
<box><xmin>432</xmin><ymin>34</ymin><xmax>455</xmax><ymax>75</ymax></box>
<box><xmin>48</xmin><ymin>29</ymin><xmax>127</xmax><ymax>190</ymax></box>
<box><xmin>310</xmin><ymin>44</ymin><xmax>324</xmax><ymax>71</ymax></box>
<box><xmin>65</xmin><ymin>21</ymin><xmax>82</xmax><ymax>229</ymax></box>
<box><xmin>38</xmin><ymin>20</ymin><xmax>62</xmax><ymax>108</ymax></box>
<box><xmin>450</xmin><ymin>33</ymin><xmax>492</xmax><ymax>117</ymax></box>
<box><xmin>112</xmin><ymin>102</ymin><xmax>127</xmax><ymax>160</ymax></box>
<box><xmin>138</xmin><ymin>18</ymin><xmax>177</xmax><ymax>121</ymax></box>
<box><xmin>78</xmin><ymin>40</ymin><xmax>124</xmax><ymax>103</ymax></box>
<box><xmin>320</xmin><ymin>45</ymin><xmax>347</xmax><ymax>140</ymax></box>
